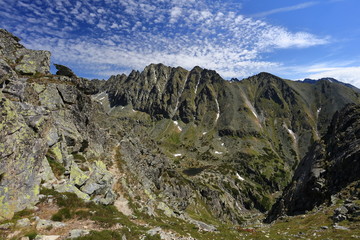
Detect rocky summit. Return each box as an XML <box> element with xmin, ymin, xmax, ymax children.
<box><xmin>1</xmin><ymin>29</ymin><xmax>360</xmax><ymax>239</ymax></box>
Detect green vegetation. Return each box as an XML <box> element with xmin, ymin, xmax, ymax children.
<box><xmin>24</xmin><ymin>231</ymin><xmax>37</xmax><ymax>240</ymax></box>
<box><xmin>182</xmin><ymin>167</ymin><xmax>207</xmax><ymax>176</ymax></box>
<box><xmin>51</xmin><ymin>208</ymin><xmax>71</xmax><ymax>221</ymax></box>
<box><xmin>12</xmin><ymin>208</ymin><xmax>34</xmax><ymax>220</ymax></box>
<box><xmin>73</xmin><ymin>229</ymin><xmax>161</xmax><ymax>240</ymax></box>
<box><xmin>72</xmin><ymin>153</ymin><xmax>87</xmax><ymax>163</ymax></box>
<box><xmin>46</xmin><ymin>156</ymin><xmax>66</xmax><ymax>179</ymax></box>
<box><xmin>40</xmin><ymin>188</ymin><xmax>143</xmax><ymax>228</ymax></box>
<box><xmin>73</xmin><ymin>230</ymin><xmax>123</xmax><ymax>240</ymax></box>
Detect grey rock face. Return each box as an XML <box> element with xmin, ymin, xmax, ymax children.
<box><xmin>36</xmin><ymin>219</ymin><xmax>66</xmax><ymax>230</ymax></box>
<box><xmin>0</xmin><ymin>29</ymin><xmax>23</xmax><ymax>62</ymax></box>
<box><xmin>0</xmin><ymin>29</ymin><xmax>50</xmax><ymax>76</ymax></box>
<box><xmin>34</xmin><ymin>235</ymin><xmax>60</xmax><ymax>240</ymax></box>
<box><xmin>67</xmin><ymin>229</ymin><xmax>90</xmax><ymax>239</ymax></box>
<box><xmin>15</xmin><ymin>48</ymin><xmax>51</xmax><ymax>75</ymax></box>
<box><xmin>0</xmin><ymin>222</ymin><xmax>14</xmax><ymax>230</ymax></box>
<box><xmin>0</xmin><ymin>91</ymin><xmax>47</xmax><ymax>220</ymax></box>
<box><xmin>79</xmin><ymin>161</ymin><xmax>116</xmax><ymax>205</ymax></box>
<box><xmin>16</xmin><ymin>218</ymin><xmax>31</xmax><ymax>228</ymax></box>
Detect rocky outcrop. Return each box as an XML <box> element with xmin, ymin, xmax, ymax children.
<box><xmin>266</xmin><ymin>104</ymin><xmax>360</xmax><ymax>222</ymax></box>
<box><xmin>54</xmin><ymin>64</ymin><xmax>76</xmax><ymax>78</ymax></box>
<box><xmin>0</xmin><ymin>29</ymin><xmax>50</xmax><ymax>75</ymax></box>
<box><xmin>0</xmin><ymin>29</ymin><xmax>116</xmax><ymax>220</ymax></box>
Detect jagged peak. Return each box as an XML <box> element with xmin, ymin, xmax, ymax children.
<box><xmin>129</xmin><ymin>69</ymin><xmax>140</xmax><ymax>76</ymax></box>
<box><xmin>144</xmin><ymin>63</ymin><xmax>187</xmax><ymax>73</ymax></box>
<box><xmin>241</xmin><ymin>72</ymin><xmax>284</xmax><ymax>86</ymax></box>
<box><xmin>108</xmin><ymin>73</ymin><xmax>127</xmax><ymax>80</ymax></box>
<box><xmin>190</xmin><ymin>66</ymin><xmax>203</xmax><ymax>72</ymax></box>
<box><xmin>256</xmin><ymin>72</ymin><xmax>282</xmax><ymax>79</ymax></box>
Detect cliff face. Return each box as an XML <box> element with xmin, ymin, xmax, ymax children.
<box><xmin>266</xmin><ymin>104</ymin><xmax>360</xmax><ymax>222</ymax></box>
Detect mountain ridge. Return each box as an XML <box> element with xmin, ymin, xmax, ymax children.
<box><xmin>1</xmin><ymin>28</ymin><xmax>360</xmax><ymax>239</ymax></box>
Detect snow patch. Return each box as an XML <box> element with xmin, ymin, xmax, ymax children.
<box><xmin>173</xmin><ymin>121</ymin><xmax>182</xmax><ymax>131</ymax></box>
<box><xmin>215</xmin><ymin>98</ymin><xmax>220</xmax><ymax>123</ymax></box>
<box><xmin>108</xmin><ymin>108</ymin><xmax>114</xmax><ymax>114</ymax></box>
<box><xmin>173</xmin><ymin>153</ymin><xmax>182</xmax><ymax>157</ymax></box>
<box><xmin>242</xmin><ymin>93</ymin><xmax>259</xmax><ymax>120</ymax></box>
<box><xmin>317</xmin><ymin>107</ymin><xmax>322</xmax><ymax>118</ymax></box>
<box><xmin>288</xmin><ymin>129</ymin><xmax>296</xmax><ymax>140</ymax></box>
<box><xmin>283</xmin><ymin>123</ymin><xmax>296</xmax><ymax>140</ymax></box>
<box><xmin>236</xmin><ymin>172</ymin><xmax>245</xmax><ymax>181</ymax></box>
<box><xmin>221</xmin><ymin>143</ymin><xmax>224</xmax><ymax>146</ymax></box>
<box><xmin>214</xmin><ymin>151</ymin><xmax>223</xmax><ymax>155</ymax></box>
<box><xmin>93</xmin><ymin>91</ymin><xmax>108</xmax><ymax>102</ymax></box>
<box><xmin>202</xmin><ymin>132</ymin><xmax>207</xmax><ymax>135</ymax></box>
<box><xmin>194</xmin><ymin>78</ymin><xmax>201</xmax><ymax>94</ymax></box>
<box><xmin>121</xmin><ymin>106</ymin><xmax>125</xmax><ymax>110</ymax></box>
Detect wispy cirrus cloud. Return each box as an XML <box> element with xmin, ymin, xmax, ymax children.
<box><xmin>251</xmin><ymin>2</ymin><xmax>319</xmax><ymax>18</ymax></box>
<box><xmin>0</xmin><ymin>0</ymin><xmax>329</xmax><ymax>79</ymax></box>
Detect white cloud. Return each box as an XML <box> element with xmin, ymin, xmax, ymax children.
<box><xmin>252</xmin><ymin>2</ymin><xmax>319</xmax><ymax>17</ymax></box>
<box><xmin>260</xmin><ymin>28</ymin><xmax>329</xmax><ymax>49</ymax></box>
<box><xmin>169</xmin><ymin>6</ymin><xmax>182</xmax><ymax>23</ymax></box>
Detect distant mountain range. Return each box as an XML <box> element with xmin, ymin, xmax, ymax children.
<box><xmin>299</xmin><ymin>77</ymin><xmax>360</xmax><ymax>91</ymax></box>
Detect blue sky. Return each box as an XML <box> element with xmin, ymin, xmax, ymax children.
<box><xmin>1</xmin><ymin>0</ymin><xmax>360</xmax><ymax>87</ymax></box>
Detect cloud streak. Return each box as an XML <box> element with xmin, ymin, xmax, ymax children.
<box><xmin>251</xmin><ymin>2</ymin><xmax>319</xmax><ymax>18</ymax></box>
